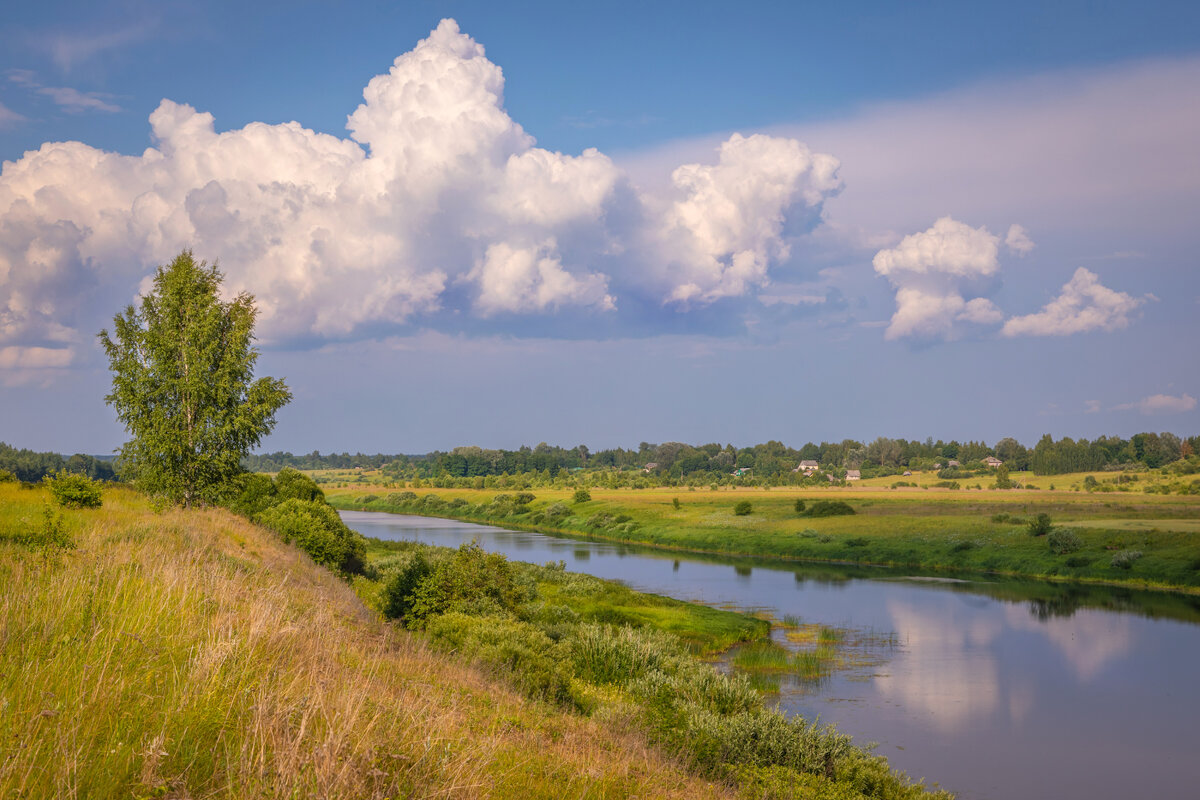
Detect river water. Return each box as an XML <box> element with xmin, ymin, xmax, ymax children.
<box><xmin>340</xmin><ymin>510</ymin><xmax>1200</xmax><ymax>800</ymax></box>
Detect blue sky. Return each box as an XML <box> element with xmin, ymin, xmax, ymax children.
<box><xmin>1</xmin><ymin>1</ymin><xmax>1197</xmax><ymax>454</ymax></box>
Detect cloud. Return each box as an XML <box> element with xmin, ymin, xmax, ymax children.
<box><xmin>661</xmin><ymin>133</ymin><xmax>841</xmax><ymax>305</ymax></box>
<box><xmin>37</xmin><ymin>86</ymin><xmax>121</xmax><ymax>114</ymax></box>
<box><xmin>7</xmin><ymin>69</ymin><xmax>121</xmax><ymax>113</ymax></box>
<box><xmin>0</xmin><ymin>101</ymin><xmax>26</xmax><ymax>128</ymax></box>
<box><xmin>1085</xmin><ymin>399</ymin><xmax>1101</xmax><ymax>414</ymax></box>
<box><xmin>1113</xmin><ymin>393</ymin><xmax>1196</xmax><ymax>414</ymax></box>
<box><xmin>468</xmin><ymin>240</ymin><xmax>614</xmax><ymax>315</ymax></box>
<box><xmin>872</xmin><ymin>217</ymin><xmax>1009</xmax><ymax>340</ymax></box>
<box><xmin>0</xmin><ymin>19</ymin><xmax>837</xmax><ymax>361</ymax></box>
<box><xmin>1001</xmin><ymin>267</ymin><xmax>1143</xmax><ymax>337</ymax></box>
<box><xmin>1004</xmin><ymin>224</ymin><xmax>1034</xmax><ymax>255</ymax></box>
<box><xmin>36</xmin><ymin>20</ymin><xmax>158</xmax><ymax>72</ymax></box>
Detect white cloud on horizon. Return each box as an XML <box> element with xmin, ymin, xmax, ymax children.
<box><xmin>1113</xmin><ymin>393</ymin><xmax>1196</xmax><ymax>415</ymax></box>
<box><xmin>1001</xmin><ymin>267</ymin><xmax>1143</xmax><ymax>337</ymax></box>
<box><xmin>0</xmin><ymin>19</ymin><xmax>837</xmax><ymax>362</ymax></box>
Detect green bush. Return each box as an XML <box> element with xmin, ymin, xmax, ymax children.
<box><xmin>573</xmin><ymin>488</ymin><xmax>592</xmax><ymax>503</ymax></box>
<box><xmin>380</xmin><ymin>551</ymin><xmax>433</xmax><ymax>623</ymax></box>
<box><xmin>43</xmin><ymin>469</ymin><xmax>103</xmax><ymax>508</ymax></box>
<box><xmin>569</xmin><ymin>623</ymin><xmax>680</xmax><ymax>686</ymax></box>
<box><xmin>274</xmin><ymin>467</ymin><xmax>324</xmax><ymax>502</ymax></box>
<box><xmin>1110</xmin><ymin>549</ymin><xmax>1142</xmax><ymax>570</ymax></box>
<box><xmin>1028</xmin><ymin>513</ymin><xmax>1053</xmax><ymax>536</ymax></box>
<box><xmin>407</xmin><ymin>542</ymin><xmax>532</xmax><ymax>623</ymax></box>
<box><xmin>734</xmin><ymin>500</ymin><xmax>753</xmax><ymax>516</ymax></box>
<box><xmin>793</xmin><ymin>499</ymin><xmax>806</xmax><ymax>513</ymax></box>
<box><xmin>257</xmin><ymin>498</ymin><xmax>365</xmax><ymax>574</ymax></box>
<box><xmin>802</xmin><ymin>500</ymin><xmax>855</xmax><ymax>518</ymax></box>
<box><xmin>225</xmin><ymin>472</ymin><xmax>278</xmax><ymax>516</ymax></box>
<box><xmin>426</xmin><ymin>612</ymin><xmax>577</xmax><ymax>705</ymax></box>
<box><xmin>1047</xmin><ymin>528</ymin><xmax>1082</xmax><ymax>555</ymax></box>
<box><xmin>0</xmin><ymin>468</ymin><xmax>16</xmax><ymax>483</ymax></box>
<box><xmin>673</xmin><ymin>497</ymin><xmax>682</xmax><ymax>510</ymax></box>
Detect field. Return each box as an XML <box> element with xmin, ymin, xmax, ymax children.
<box><xmin>325</xmin><ymin>473</ymin><xmax>1200</xmax><ymax>593</ymax></box>
<box><xmin>0</xmin><ymin>482</ymin><xmax>746</xmax><ymax>799</ymax></box>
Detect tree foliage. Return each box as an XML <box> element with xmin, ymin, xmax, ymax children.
<box><xmin>99</xmin><ymin>252</ymin><xmax>291</xmax><ymax>506</ymax></box>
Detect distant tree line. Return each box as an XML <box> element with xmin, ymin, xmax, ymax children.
<box><xmin>238</xmin><ymin>432</ymin><xmax>1199</xmax><ymax>482</ymax></box>
<box><xmin>0</xmin><ymin>442</ymin><xmax>117</xmax><ymax>483</ymax></box>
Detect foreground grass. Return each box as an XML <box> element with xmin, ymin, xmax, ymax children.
<box><xmin>328</xmin><ymin>480</ymin><xmax>1200</xmax><ymax>593</ymax></box>
<box><xmin>0</xmin><ymin>483</ymin><xmax>744</xmax><ymax>799</ymax></box>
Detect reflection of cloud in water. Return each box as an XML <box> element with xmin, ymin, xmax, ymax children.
<box><xmin>1004</xmin><ymin>605</ymin><xmax>1133</xmax><ymax>681</ymax></box>
<box><xmin>875</xmin><ymin>600</ymin><xmax>1003</xmax><ymax>732</ymax></box>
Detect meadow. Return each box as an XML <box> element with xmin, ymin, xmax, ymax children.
<box><xmin>325</xmin><ymin>471</ymin><xmax>1200</xmax><ymax>593</ymax></box>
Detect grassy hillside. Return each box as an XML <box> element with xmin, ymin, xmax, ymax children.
<box><xmin>328</xmin><ymin>480</ymin><xmax>1200</xmax><ymax>593</ymax></box>
<box><xmin>0</xmin><ymin>483</ymin><xmax>743</xmax><ymax>799</ymax></box>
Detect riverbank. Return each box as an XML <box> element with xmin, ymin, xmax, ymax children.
<box><xmin>1</xmin><ymin>482</ymin><xmax>948</xmax><ymax>799</ymax></box>
<box><xmin>327</xmin><ymin>483</ymin><xmax>1200</xmax><ymax>594</ymax></box>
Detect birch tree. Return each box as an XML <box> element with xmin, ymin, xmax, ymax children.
<box><xmin>99</xmin><ymin>251</ymin><xmax>291</xmax><ymax>507</ymax></box>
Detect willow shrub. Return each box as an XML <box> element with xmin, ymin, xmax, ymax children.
<box><xmin>257</xmin><ymin>498</ymin><xmax>365</xmax><ymax>574</ymax></box>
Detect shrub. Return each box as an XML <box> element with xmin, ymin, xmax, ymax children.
<box><xmin>407</xmin><ymin>542</ymin><xmax>531</xmax><ymax>623</ymax></box>
<box><xmin>845</xmin><ymin>537</ymin><xmax>869</xmax><ymax>547</ymax></box>
<box><xmin>734</xmin><ymin>500</ymin><xmax>753</xmax><ymax>516</ymax></box>
<box><xmin>274</xmin><ymin>467</ymin><xmax>324</xmax><ymax>502</ymax></box>
<box><xmin>257</xmin><ymin>498</ymin><xmax>365</xmax><ymax>574</ymax></box>
<box><xmin>0</xmin><ymin>468</ymin><xmax>16</xmax><ymax>483</ymax></box>
<box><xmin>569</xmin><ymin>623</ymin><xmax>681</xmax><ymax>686</ymax></box>
<box><xmin>1047</xmin><ymin>528</ymin><xmax>1082</xmax><ymax>555</ymax></box>
<box><xmin>1028</xmin><ymin>513</ymin><xmax>1053</xmax><ymax>536</ymax></box>
<box><xmin>380</xmin><ymin>551</ymin><xmax>433</xmax><ymax>623</ymax></box>
<box><xmin>673</xmin><ymin>497</ymin><xmax>681</xmax><ymax>510</ymax></box>
<box><xmin>1065</xmin><ymin>555</ymin><xmax>1092</xmax><ymax>568</ymax></box>
<box><xmin>793</xmin><ymin>499</ymin><xmax>806</xmax><ymax>513</ymax></box>
<box><xmin>43</xmin><ymin>469</ymin><xmax>103</xmax><ymax>508</ymax></box>
<box><xmin>426</xmin><ymin>612</ymin><xmax>576</xmax><ymax>705</ymax></box>
<box><xmin>544</xmin><ymin>502</ymin><xmax>570</xmax><ymax>519</ymax></box>
<box><xmin>225</xmin><ymin>472</ymin><xmax>278</xmax><ymax>516</ymax></box>
<box><xmin>572</xmin><ymin>488</ymin><xmax>592</xmax><ymax>503</ymax></box>
<box><xmin>1110</xmin><ymin>549</ymin><xmax>1142</xmax><ymax>570</ymax></box>
<box><xmin>801</xmin><ymin>500</ymin><xmax>855</xmax><ymax>518</ymax></box>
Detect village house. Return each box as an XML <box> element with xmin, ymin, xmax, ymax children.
<box><xmin>846</xmin><ymin>469</ymin><xmax>861</xmax><ymax>480</ymax></box>
<box><xmin>732</xmin><ymin>467</ymin><xmax>752</xmax><ymax>477</ymax></box>
<box><xmin>793</xmin><ymin>460</ymin><xmax>819</xmax><ymax>475</ymax></box>
<box><xmin>642</xmin><ymin>462</ymin><xmax>658</xmax><ymax>473</ymax></box>
<box><xmin>947</xmin><ymin>459</ymin><xmax>960</xmax><ymax>468</ymax></box>
<box><xmin>984</xmin><ymin>456</ymin><xmax>1003</xmax><ymax>468</ymax></box>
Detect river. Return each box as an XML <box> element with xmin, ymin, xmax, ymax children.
<box><xmin>339</xmin><ymin>510</ymin><xmax>1200</xmax><ymax>800</ymax></box>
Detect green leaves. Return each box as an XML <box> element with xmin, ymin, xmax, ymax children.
<box><xmin>99</xmin><ymin>251</ymin><xmax>291</xmax><ymax>506</ymax></box>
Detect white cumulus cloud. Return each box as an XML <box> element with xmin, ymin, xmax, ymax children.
<box><xmin>872</xmin><ymin>217</ymin><xmax>1009</xmax><ymax>340</ymax></box>
<box><xmin>661</xmin><ymin>133</ymin><xmax>841</xmax><ymax>305</ymax></box>
<box><xmin>1113</xmin><ymin>393</ymin><xmax>1197</xmax><ymax>414</ymax></box>
<box><xmin>1001</xmin><ymin>267</ymin><xmax>1143</xmax><ymax>337</ymax></box>
<box><xmin>0</xmin><ymin>18</ymin><xmax>835</xmax><ymax>365</ymax></box>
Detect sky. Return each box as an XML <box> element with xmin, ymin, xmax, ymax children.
<box><xmin>1</xmin><ymin>0</ymin><xmax>1198</xmax><ymax>455</ymax></box>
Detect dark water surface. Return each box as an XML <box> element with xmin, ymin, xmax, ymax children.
<box><xmin>340</xmin><ymin>510</ymin><xmax>1200</xmax><ymax>800</ymax></box>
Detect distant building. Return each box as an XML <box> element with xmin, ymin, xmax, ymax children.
<box><xmin>642</xmin><ymin>462</ymin><xmax>659</xmax><ymax>473</ymax></box>
<box><xmin>903</xmin><ymin>470</ymin><xmax>913</xmax><ymax>476</ymax></box>
<box><xmin>933</xmin><ymin>463</ymin><xmax>943</xmax><ymax>470</ymax></box>
<box><xmin>984</xmin><ymin>456</ymin><xmax>1003</xmax><ymax>468</ymax></box>
<box><xmin>846</xmin><ymin>469</ymin><xmax>861</xmax><ymax>480</ymax></box>
<box><xmin>733</xmin><ymin>467</ymin><xmax>752</xmax><ymax>477</ymax></box>
<box><xmin>947</xmin><ymin>460</ymin><xmax>960</xmax><ymax>468</ymax></box>
<box><xmin>793</xmin><ymin>460</ymin><xmax>819</xmax><ymax>475</ymax></box>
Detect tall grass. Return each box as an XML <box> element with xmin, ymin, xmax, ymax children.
<box><xmin>0</xmin><ymin>484</ymin><xmax>735</xmax><ymax>800</ymax></box>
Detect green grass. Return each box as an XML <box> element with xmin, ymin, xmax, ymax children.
<box><xmin>0</xmin><ymin>483</ymin><xmax>749</xmax><ymax>800</ymax></box>
<box><xmin>328</xmin><ymin>479</ymin><xmax>1200</xmax><ymax>594</ymax></box>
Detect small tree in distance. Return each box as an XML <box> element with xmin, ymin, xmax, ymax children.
<box><xmin>99</xmin><ymin>251</ymin><xmax>291</xmax><ymax>507</ymax></box>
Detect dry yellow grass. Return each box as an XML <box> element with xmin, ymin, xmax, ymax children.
<box><xmin>0</xmin><ymin>484</ymin><xmax>734</xmax><ymax>799</ymax></box>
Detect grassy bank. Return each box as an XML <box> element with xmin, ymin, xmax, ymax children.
<box><xmin>2</xmin><ymin>482</ymin><xmax>949</xmax><ymax>799</ymax></box>
<box><xmin>327</xmin><ymin>481</ymin><xmax>1200</xmax><ymax>593</ymax></box>
<box><xmin>0</xmin><ymin>483</ymin><xmax>740</xmax><ymax>798</ymax></box>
